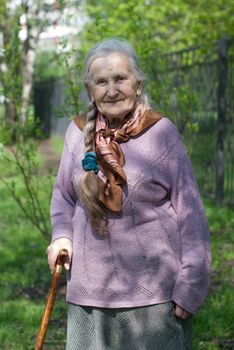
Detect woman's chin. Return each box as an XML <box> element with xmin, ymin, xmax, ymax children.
<box><xmin>102</xmin><ymin>108</ymin><xmax>132</xmax><ymax>121</ymax></box>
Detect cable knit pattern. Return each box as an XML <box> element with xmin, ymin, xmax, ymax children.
<box><xmin>50</xmin><ymin>117</ymin><xmax>211</xmax><ymax>314</ymax></box>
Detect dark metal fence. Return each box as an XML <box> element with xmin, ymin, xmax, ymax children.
<box><xmin>153</xmin><ymin>38</ymin><xmax>234</xmax><ymax>205</ymax></box>
<box><xmin>34</xmin><ymin>78</ymin><xmax>70</xmax><ymax>138</ymax></box>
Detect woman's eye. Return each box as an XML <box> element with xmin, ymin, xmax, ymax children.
<box><xmin>96</xmin><ymin>80</ymin><xmax>106</xmax><ymax>85</ymax></box>
<box><xmin>117</xmin><ymin>76</ymin><xmax>125</xmax><ymax>82</ymax></box>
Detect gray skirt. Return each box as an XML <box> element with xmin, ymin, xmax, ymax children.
<box><xmin>66</xmin><ymin>302</ymin><xmax>192</xmax><ymax>350</ymax></box>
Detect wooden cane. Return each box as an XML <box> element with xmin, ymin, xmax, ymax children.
<box><xmin>34</xmin><ymin>249</ymin><xmax>68</xmax><ymax>350</ymax></box>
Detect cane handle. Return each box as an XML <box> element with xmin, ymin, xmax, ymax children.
<box><xmin>55</xmin><ymin>248</ymin><xmax>68</xmax><ymax>267</ymax></box>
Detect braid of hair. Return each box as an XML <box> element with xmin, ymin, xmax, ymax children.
<box><xmin>79</xmin><ymin>101</ymin><xmax>107</xmax><ymax>234</ymax></box>
<box><xmin>83</xmin><ymin>101</ymin><xmax>97</xmax><ymax>152</ymax></box>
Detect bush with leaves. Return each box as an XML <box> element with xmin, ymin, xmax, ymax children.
<box><xmin>0</xmin><ymin>120</ymin><xmax>53</xmax><ymax>240</ymax></box>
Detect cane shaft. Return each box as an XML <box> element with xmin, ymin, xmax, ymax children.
<box><xmin>34</xmin><ymin>249</ymin><xmax>68</xmax><ymax>350</ymax></box>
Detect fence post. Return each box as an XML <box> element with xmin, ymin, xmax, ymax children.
<box><xmin>215</xmin><ymin>38</ymin><xmax>228</xmax><ymax>205</ymax></box>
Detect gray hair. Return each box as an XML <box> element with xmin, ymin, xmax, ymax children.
<box><xmin>82</xmin><ymin>38</ymin><xmax>150</xmax><ymax>106</ymax></box>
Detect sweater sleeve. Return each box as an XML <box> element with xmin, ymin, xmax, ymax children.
<box><xmin>167</xmin><ymin>124</ymin><xmax>211</xmax><ymax>314</ymax></box>
<box><xmin>50</xmin><ymin>126</ymin><xmax>77</xmax><ymax>243</ymax></box>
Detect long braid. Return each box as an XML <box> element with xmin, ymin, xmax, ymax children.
<box><xmin>79</xmin><ymin>102</ymin><xmax>107</xmax><ymax>233</ymax></box>
<box><xmin>83</xmin><ymin>101</ymin><xmax>97</xmax><ymax>153</ymax></box>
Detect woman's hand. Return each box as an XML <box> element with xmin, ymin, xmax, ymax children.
<box><xmin>174</xmin><ymin>304</ymin><xmax>192</xmax><ymax>319</ymax></box>
<box><xmin>46</xmin><ymin>238</ymin><xmax>73</xmax><ymax>273</ymax></box>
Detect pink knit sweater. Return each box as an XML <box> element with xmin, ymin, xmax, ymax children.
<box><xmin>50</xmin><ymin>116</ymin><xmax>211</xmax><ymax>314</ymax></box>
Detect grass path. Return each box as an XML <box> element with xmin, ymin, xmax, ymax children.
<box><xmin>38</xmin><ymin>137</ymin><xmax>62</xmax><ymax>171</ymax></box>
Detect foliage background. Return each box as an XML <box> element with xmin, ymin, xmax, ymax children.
<box><xmin>0</xmin><ymin>0</ymin><xmax>234</xmax><ymax>349</ymax></box>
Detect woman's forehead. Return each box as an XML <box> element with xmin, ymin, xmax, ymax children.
<box><xmin>89</xmin><ymin>52</ymin><xmax>131</xmax><ymax>76</ymax></box>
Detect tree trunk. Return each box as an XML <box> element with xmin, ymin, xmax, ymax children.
<box><xmin>19</xmin><ymin>4</ymin><xmax>40</xmax><ymax>124</ymax></box>
<box><xmin>20</xmin><ymin>40</ymin><xmax>38</xmax><ymax>123</ymax></box>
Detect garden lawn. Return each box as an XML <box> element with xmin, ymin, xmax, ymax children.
<box><xmin>0</xmin><ymin>180</ymin><xmax>67</xmax><ymax>350</ymax></box>
<box><xmin>0</xmin><ymin>180</ymin><xmax>233</xmax><ymax>349</ymax></box>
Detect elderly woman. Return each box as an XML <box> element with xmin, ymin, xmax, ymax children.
<box><xmin>47</xmin><ymin>39</ymin><xmax>211</xmax><ymax>349</ymax></box>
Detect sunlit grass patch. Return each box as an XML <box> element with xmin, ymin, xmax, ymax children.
<box><xmin>51</xmin><ymin>134</ymin><xmax>64</xmax><ymax>156</ymax></box>
<box><xmin>193</xmin><ymin>199</ymin><xmax>234</xmax><ymax>349</ymax></box>
<box><xmin>0</xmin><ymin>299</ymin><xmax>67</xmax><ymax>350</ymax></box>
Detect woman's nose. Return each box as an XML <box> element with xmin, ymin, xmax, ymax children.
<box><xmin>106</xmin><ymin>81</ymin><xmax>118</xmax><ymax>97</ymax></box>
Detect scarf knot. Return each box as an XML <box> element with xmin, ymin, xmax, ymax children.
<box><xmin>92</xmin><ymin>104</ymin><xmax>163</xmax><ymax>212</ymax></box>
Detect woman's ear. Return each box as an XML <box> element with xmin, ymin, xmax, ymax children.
<box><xmin>136</xmin><ymin>83</ymin><xmax>142</xmax><ymax>96</ymax></box>
<box><xmin>86</xmin><ymin>84</ymin><xmax>95</xmax><ymax>102</ymax></box>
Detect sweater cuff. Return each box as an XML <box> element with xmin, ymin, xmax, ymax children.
<box><xmin>172</xmin><ymin>279</ymin><xmax>206</xmax><ymax>314</ymax></box>
<box><xmin>51</xmin><ymin>225</ymin><xmax>73</xmax><ymax>243</ymax></box>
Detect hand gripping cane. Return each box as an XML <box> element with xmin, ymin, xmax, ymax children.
<box><xmin>34</xmin><ymin>249</ymin><xmax>68</xmax><ymax>350</ymax></box>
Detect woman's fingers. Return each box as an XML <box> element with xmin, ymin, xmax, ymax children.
<box><xmin>64</xmin><ymin>252</ymin><xmax>72</xmax><ymax>271</ymax></box>
<box><xmin>46</xmin><ymin>244</ymin><xmax>57</xmax><ymax>273</ymax></box>
<box><xmin>46</xmin><ymin>238</ymin><xmax>73</xmax><ymax>273</ymax></box>
<box><xmin>174</xmin><ymin>304</ymin><xmax>192</xmax><ymax>319</ymax></box>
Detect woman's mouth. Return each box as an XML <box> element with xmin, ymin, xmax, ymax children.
<box><xmin>105</xmin><ymin>100</ymin><xmax>122</xmax><ymax>104</ymax></box>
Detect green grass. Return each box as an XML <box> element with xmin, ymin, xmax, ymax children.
<box><xmin>0</xmin><ymin>180</ymin><xmax>67</xmax><ymax>349</ymax></box>
<box><xmin>193</xmin><ymin>198</ymin><xmax>234</xmax><ymax>349</ymax></box>
<box><xmin>0</xmin><ymin>105</ymin><xmax>5</xmax><ymax>119</ymax></box>
<box><xmin>0</xmin><ymin>178</ymin><xmax>233</xmax><ymax>349</ymax></box>
<box><xmin>50</xmin><ymin>134</ymin><xmax>64</xmax><ymax>156</ymax></box>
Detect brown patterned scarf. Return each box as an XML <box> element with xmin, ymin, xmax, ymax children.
<box><xmin>94</xmin><ymin>104</ymin><xmax>163</xmax><ymax>212</ymax></box>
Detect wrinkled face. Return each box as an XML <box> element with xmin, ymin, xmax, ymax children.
<box><xmin>88</xmin><ymin>52</ymin><xmax>141</xmax><ymax>123</ymax></box>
